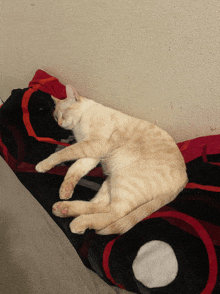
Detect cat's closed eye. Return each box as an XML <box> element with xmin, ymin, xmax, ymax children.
<box><xmin>62</xmin><ymin>109</ymin><xmax>70</xmax><ymax>119</ymax></box>
<box><xmin>53</xmin><ymin>109</ymin><xmax>64</xmax><ymax>122</ymax></box>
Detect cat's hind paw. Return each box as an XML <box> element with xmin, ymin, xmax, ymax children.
<box><xmin>59</xmin><ymin>176</ymin><xmax>79</xmax><ymax>199</ymax></box>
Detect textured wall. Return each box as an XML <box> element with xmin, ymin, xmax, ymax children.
<box><xmin>1</xmin><ymin>0</ymin><xmax>220</xmax><ymax>142</ymax></box>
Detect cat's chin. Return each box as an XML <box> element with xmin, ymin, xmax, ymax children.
<box><xmin>60</xmin><ymin>123</ymin><xmax>74</xmax><ymax>130</ymax></box>
<box><xmin>65</xmin><ymin>125</ymin><xmax>74</xmax><ymax>131</ymax></box>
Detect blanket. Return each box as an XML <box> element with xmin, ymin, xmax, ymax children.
<box><xmin>0</xmin><ymin>153</ymin><xmax>124</xmax><ymax>294</ymax></box>
<box><xmin>0</xmin><ymin>70</ymin><xmax>219</xmax><ymax>294</ymax></box>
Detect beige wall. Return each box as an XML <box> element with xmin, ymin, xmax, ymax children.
<box><xmin>1</xmin><ymin>0</ymin><xmax>220</xmax><ymax>142</ymax></box>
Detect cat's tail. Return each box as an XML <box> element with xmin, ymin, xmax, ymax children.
<box><xmin>96</xmin><ymin>197</ymin><xmax>164</xmax><ymax>235</ymax></box>
<box><xmin>97</xmin><ymin>182</ymin><xmax>187</xmax><ymax>235</ymax></box>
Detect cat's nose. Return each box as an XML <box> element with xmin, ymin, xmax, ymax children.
<box><xmin>58</xmin><ymin>118</ymin><xmax>63</xmax><ymax>126</ymax></box>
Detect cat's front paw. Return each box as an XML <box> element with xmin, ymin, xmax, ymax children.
<box><xmin>36</xmin><ymin>160</ymin><xmax>51</xmax><ymax>173</ymax></box>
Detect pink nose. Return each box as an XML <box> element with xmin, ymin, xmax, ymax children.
<box><xmin>58</xmin><ymin>119</ymin><xmax>63</xmax><ymax>126</ymax></box>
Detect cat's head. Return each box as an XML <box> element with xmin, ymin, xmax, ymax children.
<box><xmin>52</xmin><ymin>85</ymin><xmax>93</xmax><ymax>130</ymax></box>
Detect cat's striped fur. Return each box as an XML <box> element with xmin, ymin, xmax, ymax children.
<box><xmin>36</xmin><ymin>85</ymin><xmax>188</xmax><ymax>235</ymax></box>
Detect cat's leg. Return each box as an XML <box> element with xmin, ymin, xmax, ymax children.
<box><xmin>36</xmin><ymin>140</ymin><xmax>108</xmax><ymax>173</ymax></box>
<box><xmin>98</xmin><ymin>172</ymin><xmax>188</xmax><ymax>235</ymax></box>
<box><xmin>52</xmin><ymin>179</ymin><xmax>111</xmax><ymax>218</ymax></box>
<box><xmin>68</xmin><ymin>172</ymin><xmax>158</xmax><ymax>234</ymax></box>
<box><xmin>59</xmin><ymin>158</ymin><xmax>100</xmax><ymax>199</ymax></box>
<box><xmin>68</xmin><ymin>178</ymin><xmax>142</xmax><ymax>234</ymax></box>
<box><xmin>69</xmin><ymin>204</ymin><xmax>129</xmax><ymax>235</ymax></box>
<box><xmin>53</xmin><ymin>173</ymin><xmax>136</xmax><ymax>234</ymax></box>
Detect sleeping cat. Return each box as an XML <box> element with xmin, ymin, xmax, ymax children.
<box><xmin>36</xmin><ymin>85</ymin><xmax>188</xmax><ymax>235</ymax></box>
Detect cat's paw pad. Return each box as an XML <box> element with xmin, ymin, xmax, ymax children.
<box><xmin>59</xmin><ymin>180</ymin><xmax>75</xmax><ymax>200</ymax></box>
<box><xmin>52</xmin><ymin>201</ymin><xmax>72</xmax><ymax>218</ymax></box>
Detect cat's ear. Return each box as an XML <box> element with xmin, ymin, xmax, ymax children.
<box><xmin>66</xmin><ymin>85</ymin><xmax>80</xmax><ymax>101</ymax></box>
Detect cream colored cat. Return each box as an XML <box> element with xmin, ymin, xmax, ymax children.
<box><xmin>36</xmin><ymin>85</ymin><xmax>188</xmax><ymax>235</ymax></box>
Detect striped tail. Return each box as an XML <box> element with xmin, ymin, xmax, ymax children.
<box><xmin>97</xmin><ymin>194</ymin><xmax>172</xmax><ymax>235</ymax></box>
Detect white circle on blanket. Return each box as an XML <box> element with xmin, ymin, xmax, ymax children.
<box><xmin>132</xmin><ymin>240</ymin><xmax>178</xmax><ymax>288</ymax></box>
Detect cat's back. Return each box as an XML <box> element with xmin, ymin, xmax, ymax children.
<box><xmin>96</xmin><ymin>105</ymin><xmax>184</xmax><ymax>173</ymax></box>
